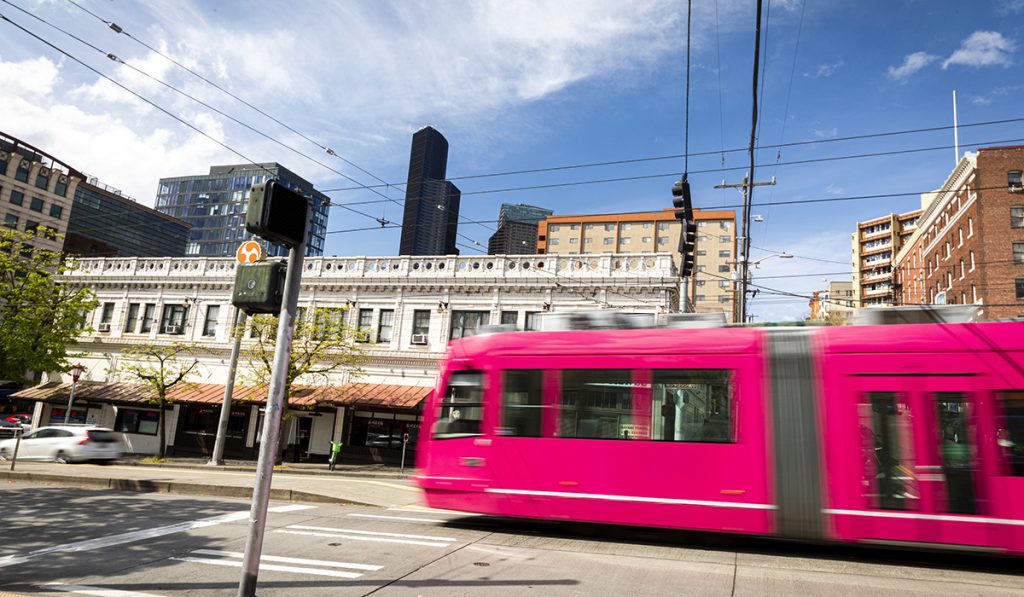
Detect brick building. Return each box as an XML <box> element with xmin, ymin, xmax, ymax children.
<box><xmin>537</xmin><ymin>208</ymin><xmax>737</xmax><ymax>320</ymax></box>
<box><xmin>851</xmin><ymin>210</ymin><xmax>921</xmax><ymax>307</ymax></box>
<box><xmin>894</xmin><ymin>146</ymin><xmax>1024</xmax><ymax>319</ymax></box>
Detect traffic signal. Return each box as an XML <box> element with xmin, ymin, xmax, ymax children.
<box><xmin>232</xmin><ymin>261</ymin><xmax>287</xmax><ymax>315</ymax></box>
<box><xmin>672</xmin><ymin>178</ymin><xmax>697</xmax><ymax>277</ymax></box>
<box><xmin>246</xmin><ymin>180</ymin><xmax>311</xmax><ymax>248</ymax></box>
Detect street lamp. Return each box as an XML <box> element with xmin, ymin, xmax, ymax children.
<box><xmin>63</xmin><ymin>363</ymin><xmax>85</xmax><ymax>425</ymax></box>
<box><xmin>735</xmin><ymin>253</ymin><xmax>793</xmax><ymax>322</ymax></box>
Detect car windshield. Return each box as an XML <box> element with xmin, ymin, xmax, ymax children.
<box><xmin>87</xmin><ymin>430</ymin><xmax>118</xmax><ymax>443</ymax></box>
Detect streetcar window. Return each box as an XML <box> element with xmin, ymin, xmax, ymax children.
<box><xmin>433</xmin><ymin>371</ymin><xmax>484</xmax><ymax>439</ymax></box>
<box><xmin>862</xmin><ymin>392</ymin><xmax>918</xmax><ymax>511</ymax></box>
<box><xmin>500</xmin><ymin>370</ymin><xmax>543</xmax><ymax>437</ymax></box>
<box><xmin>997</xmin><ymin>391</ymin><xmax>1024</xmax><ymax>476</ymax></box>
<box><xmin>559</xmin><ymin>370</ymin><xmax>634</xmax><ymax>439</ymax></box>
<box><xmin>650</xmin><ymin>370</ymin><xmax>733</xmax><ymax>443</ymax></box>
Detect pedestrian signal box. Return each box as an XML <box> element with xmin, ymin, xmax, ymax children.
<box><xmin>246</xmin><ymin>180</ymin><xmax>310</xmax><ymax>248</ymax></box>
<box><xmin>232</xmin><ymin>261</ymin><xmax>287</xmax><ymax>315</ymax></box>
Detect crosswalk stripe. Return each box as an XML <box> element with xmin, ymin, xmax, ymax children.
<box><xmin>287</xmin><ymin>525</ymin><xmax>457</xmax><ymax>542</ymax></box>
<box><xmin>171</xmin><ymin>556</ymin><xmax>363</xmax><ymax>579</ymax></box>
<box><xmin>273</xmin><ymin>529</ymin><xmax>450</xmax><ymax>547</ymax></box>
<box><xmin>347</xmin><ymin>513</ymin><xmax>445</xmax><ymax>523</ymax></box>
<box><xmin>190</xmin><ymin>549</ymin><xmax>382</xmax><ymax>571</ymax></box>
<box><xmin>44</xmin><ymin>583</ymin><xmax>164</xmax><ymax>596</ymax></box>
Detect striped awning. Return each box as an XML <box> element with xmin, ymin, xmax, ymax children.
<box><xmin>12</xmin><ymin>381</ymin><xmax>430</xmax><ymax>410</ymax></box>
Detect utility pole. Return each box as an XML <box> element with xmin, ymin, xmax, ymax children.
<box><xmin>209</xmin><ymin>307</ymin><xmax>247</xmax><ymax>466</ymax></box>
<box><xmin>715</xmin><ymin>174</ymin><xmax>776</xmax><ymax>324</ymax></box>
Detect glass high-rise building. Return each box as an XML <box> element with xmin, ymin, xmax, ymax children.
<box><xmin>399</xmin><ymin>127</ymin><xmax>461</xmax><ymax>255</ymax></box>
<box><xmin>487</xmin><ymin>203</ymin><xmax>552</xmax><ymax>255</ymax></box>
<box><xmin>66</xmin><ymin>181</ymin><xmax>190</xmax><ymax>258</ymax></box>
<box><xmin>155</xmin><ymin>163</ymin><xmax>329</xmax><ymax>257</ymax></box>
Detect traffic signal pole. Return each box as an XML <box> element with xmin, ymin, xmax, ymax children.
<box><xmin>715</xmin><ymin>175</ymin><xmax>775</xmax><ymax>323</ymax></box>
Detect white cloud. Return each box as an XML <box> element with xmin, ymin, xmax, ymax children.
<box><xmin>805</xmin><ymin>60</ymin><xmax>844</xmax><ymax>79</ymax></box>
<box><xmin>824</xmin><ymin>184</ymin><xmax>844</xmax><ymax>195</ymax></box>
<box><xmin>943</xmin><ymin>31</ymin><xmax>1016</xmax><ymax>69</ymax></box>
<box><xmin>811</xmin><ymin>127</ymin><xmax>838</xmax><ymax>139</ymax></box>
<box><xmin>996</xmin><ymin>0</ymin><xmax>1024</xmax><ymax>15</ymax></box>
<box><xmin>887</xmin><ymin>51</ymin><xmax>940</xmax><ymax>81</ymax></box>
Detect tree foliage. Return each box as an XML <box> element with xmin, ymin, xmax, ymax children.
<box><xmin>0</xmin><ymin>227</ymin><xmax>97</xmax><ymax>382</ymax></box>
<box><xmin>243</xmin><ymin>307</ymin><xmax>366</xmax><ymax>396</ymax></box>
<box><xmin>117</xmin><ymin>342</ymin><xmax>200</xmax><ymax>457</ymax></box>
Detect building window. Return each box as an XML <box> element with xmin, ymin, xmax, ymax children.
<box><xmin>658</xmin><ymin>236</ymin><xmax>669</xmax><ymax>244</ymax></box>
<box><xmin>500</xmin><ymin>311</ymin><xmax>518</xmax><ymax>327</ymax></box>
<box><xmin>968</xmin><ymin>217</ymin><xmax>973</xmax><ymax>237</ymax></box>
<box><xmin>9</xmin><ymin>190</ymin><xmax>23</xmax><ymax>206</ymax></box>
<box><xmin>1010</xmin><ymin>170</ymin><xmax>1023</xmax><ymax>191</ymax></box>
<box><xmin>140</xmin><ymin>304</ymin><xmax>156</xmax><ymax>333</ymax></box>
<box><xmin>719</xmin><ymin>250</ymin><xmax>730</xmax><ymax>258</ymax></box>
<box><xmin>549</xmin><ymin>238</ymin><xmax>559</xmax><ymax>246</ymax></box>
<box><xmin>202</xmin><ymin>305</ymin><xmax>220</xmax><ymax>337</ymax></box>
<box><xmin>696</xmin><ymin>249</ymin><xmax>706</xmax><ymax>256</ymax></box>
<box><xmin>15</xmin><ymin>162</ymin><xmax>29</xmax><ymax>182</ymax></box>
<box><xmin>718</xmin><ymin>296</ymin><xmax>731</xmax><ymax>304</ymax></box>
<box><xmin>584</xmin><ymin>237</ymin><xmax>593</xmax><ymax>244</ymax></box>
<box><xmin>720</xmin><ymin>221</ymin><xmax>732</xmax><ymax>230</ymax></box>
<box><xmin>1017</xmin><ymin>279</ymin><xmax>1024</xmax><ymax>300</ymax></box>
<box><xmin>960</xmin><ymin>259</ymin><xmax>966</xmax><ymax>279</ymax></box>
<box><xmin>450</xmin><ymin>311</ymin><xmax>489</xmax><ymax>340</ymax></box>
<box><xmin>604</xmin><ymin>223</ymin><xmax>615</xmax><ymax>232</ymax></box>
<box><xmin>603</xmin><ymin>238</ymin><xmax>613</xmax><ymax>245</ymax></box>
<box><xmin>115</xmin><ymin>408</ymin><xmax>160</xmax><ymax>435</ymax></box>
<box><xmin>945</xmin><ymin>241</ymin><xmax>950</xmax><ymax>259</ymax></box>
<box><xmin>972</xmin><ymin>285</ymin><xmax>977</xmax><ymax>302</ymax></box>
<box><xmin>719</xmin><ymin>235</ymin><xmax>730</xmax><ymax>243</ymax></box>
<box><xmin>1012</xmin><ymin>207</ymin><xmax>1024</xmax><ymax>228</ymax></box>
<box><xmin>658</xmin><ymin>222</ymin><xmax>670</xmax><ymax>231</ymax></box>
<box><xmin>970</xmin><ymin>251</ymin><xmax>975</xmax><ymax>271</ymax></box>
<box><xmin>549</xmin><ymin>224</ymin><xmax>559</xmax><ymax>232</ymax></box>
<box><xmin>99</xmin><ymin>302</ymin><xmax>115</xmax><ymax>326</ymax></box>
<box><xmin>569</xmin><ymin>224</ymin><xmax>579</xmax><ymax>231</ymax></box>
<box><xmin>377</xmin><ymin>309</ymin><xmax>394</xmax><ymax>343</ymax></box>
<box><xmin>718</xmin><ymin>265</ymin><xmax>730</xmax><ymax>273</ymax></box>
<box><xmin>643</xmin><ymin>222</ymin><xmax>652</xmax><ymax>229</ymax></box>
<box><xmin>619</xmin><ymin>237</ymin><xmax>631</xmax><ymax>245</ymax></box>
<box><xmin>412</xmin><ymin>309</ymin><xmax>431</xmax><ymax>341</ymax></box>
<box><xmin>697</xmin><ymin>265</ymin><xmax>706</xmax><ymax>272</ymax></box>
<box><xmin>29</xmin><ymin>197</ymin><xmax>43</xmax><ymax>213</ymax></box>
<box><xmin>54</xmin><ymin>177</ymin><xmax>67</xmax><ymax>197</ymax></box>
<box><xmin>357</xmin><ymin>308</ymin><xmax>373</xmax><ymax>342</ymax></box>
<box><xmin>696</xmin><ymin>295</ymin><xmax>706</xmax><ymax>301</ymax></box>
<box><xmin>160</xmin><ymin>305</ymin><xmax>188</xmax><ymax>334</ymax></box>
<box><xmin>25</xmin><ymin>220</ymin><xmax>39</xmax><ymax>233</ymax></box>
<box><xmin>695</xmin><ymin>280</ymin><xmax>706</xmax><ymax>286</ymax></box>
<box><xmin>525</xmin><ymin>312</ymin><xmax>542</xmax><ymax>331</ymax></box>
<box><xmin>49</xmin><ymin>204</ymin><xmax>63</xmax><ymax>219</ymax></box>
<box><xmin>568</xmin><ymin>237</ymin><xmax>578</xmax><ymax>244</ymax></box>
<box><xmin>719</xmin><ymin>280</ymin><xmax>730</xmax><ymax>288</ymax></box>
<box><xmin>642</xmin><ymin>236</ymin><xmax>652</xmax><ymax>243</ymax></box>
<box><xmin>3</xmin><ymin>214</ymin><xmax>16</xmax><ymax>229</ymax></box>
<box><xmin>697</xmin><ymin>221</ymin><xmax>707</xmax><ymax>228</ymax></box>
<box><xmin>35</xmin><ymin>173</ymin><xmax>48</xmax><ymax>190</ymax></box>
<box><xmin>124</xmin><ymin>303</ymin><xmax>140</xmax><ymax>333</ymax></box>
<box><xmin>1015</xmin><ymin>243</ymin><xmax>1024</xmax><ymax>265</ymax></box>
<box><xmin>620</xmin><ymin>223</ymin><xmax>632</xmax><ymax>231</ymax></box>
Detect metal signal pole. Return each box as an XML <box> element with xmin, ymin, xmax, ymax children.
<box><xmin>715</xmin><ymin>175</ymin><xmax>775</xmax><ymax>323</ymax></box>
<box><xmin>209</xmin><ymin>307</ymin><xmax>246</xmax><ymax>466</ymax></box>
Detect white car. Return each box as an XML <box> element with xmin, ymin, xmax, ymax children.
<box><xmin>0</xmin><ymin>426</ymin><xmax>124</xmax><ymax>463</ymax></box>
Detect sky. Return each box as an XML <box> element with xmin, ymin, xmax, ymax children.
<box><xmin>2</xmin><ymin>0</ymin><xmax>1023</xmax><ymax>321</ymax></box>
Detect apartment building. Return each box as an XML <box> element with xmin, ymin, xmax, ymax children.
<box><xmin>851</xmin><ymin>209</ymin><xmax>922</xmax><ymax>307</ymax></box>
<box><xmin>808</xmin><ymin>280</ymin><xmax>856</xmax><ymax>323</ymax></box>
<box><xmin>894</xmin><ymin>146</ymin><xmax>1024</xmax><ymax>319</ymax></box>
<box><xmin>538</xmin><ymin>208</ymin><xmax>737</xmax><ymax>319</ymax></box>
<box><xmin>0</xmin><ymin>132</ymin><xmax>83</xmax><ymax>253</ymax></box>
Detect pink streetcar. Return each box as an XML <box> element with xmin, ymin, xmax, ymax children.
<box><xmin>414</xmin><ymin>312</ymin><xmax>1024</xmax><ymax>555</ymax></box>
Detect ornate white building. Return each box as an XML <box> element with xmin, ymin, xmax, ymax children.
<box><xmin>20</xmin><ymin>253</ymin><xmax>681</xmax><ymax>462</ymax></box>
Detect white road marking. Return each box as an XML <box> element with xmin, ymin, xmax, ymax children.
<box><xmin>191</xmin><ymin>549</ymin><xmax>382</xmax><ymax>571</ymax></box>
<box><xmin>171</xmin><ymin>556</ymin><xmax>363</xmax><ymax>579</ymax></box>
<box><xmin>347</xmin><ymin>513</ymin><xmax>446</xmax><ymax>523</ymax></box>
<box><xmin>44</xmin><ymin>583</ymin><xmax>164</xmax><ymax>596</ymax></box>
<box><xmin>274</xmin><ymin>529</ymin><xmax>450</xmax><ymax>548</ymax></box>
<box><xmin>0</xmin><ymin>505</ymin><xmax>314</xmax><ymax>569</ymax></box>
<box><xmin>387</xmin><ymin>506</ymin><xmax>470</xmax><ymax>516</ymax></box>
<box><xmin>287</xmin><ymin>525</ymin><xmax>457</xmax><ymax>542</ymax></box>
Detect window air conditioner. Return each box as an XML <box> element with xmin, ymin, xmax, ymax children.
<box><xmin>411</xmin><ymin>333</ymin><xmax>428</xmax><ymax>345</ymax></box>
<box><xmin>1010</xmin><ymin>183</ymin><xmax>1023</xmax><ymax>193</ymax></box>
<box><xmin>165</xmin><ymin>325</ymin><xmax>183</xmax><ymax>335</ymax></box>
<box><xmin>97</xmin><ymin>322</ymin><xmax>111</xmax><ymax>332</ymax></box>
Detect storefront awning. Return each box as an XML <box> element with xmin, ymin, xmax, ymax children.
<box><xmin>12</xmin><ymin>381</ymin><xmax>431</xmax><ymax>411</ymax></box>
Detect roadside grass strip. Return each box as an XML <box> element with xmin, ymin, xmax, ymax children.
<box><xmin>170</xmin><ymin>549</ymin><xmax>382</xmax><ymax>579</ymax></box>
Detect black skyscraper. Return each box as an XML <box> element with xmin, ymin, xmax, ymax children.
<box><xmin>399</xmin><ymin>126</ymin><xmax>461</xmax><ymax>255</ymax></box>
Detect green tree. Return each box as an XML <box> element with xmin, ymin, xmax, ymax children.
<box><xmin>243</xmin><ymin>307</ymin><xmax>365</xmax><ymax>461</ymax></box>
<box><xmin>0</xmin><ymin>227</ymin><xmax>97</xmax><ymax>382</ymax></box>
<box><xmin>117</xmin><ymin>342</ymin><xmax>200</xmax><ymax>458</ymax></box>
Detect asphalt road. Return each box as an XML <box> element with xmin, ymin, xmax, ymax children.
<box><xmin>1</xmin><ymin>483</ymin><xmax>1023</xmax><ymax>596</ymax></box>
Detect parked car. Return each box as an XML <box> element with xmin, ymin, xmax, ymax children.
<box><xmin>0</xmin><ymin>426</ymin><xmax>123</xmax><ymax>463</ymax></box>
<box><xmin>0</xmin><ymin>419</ymin><xmax>21</xmax><ymax>439</ymax></box>
<box><xmin>5</xmin><ymin>414</ymin><xmax>32</xmax><ymax>432</ymax></box>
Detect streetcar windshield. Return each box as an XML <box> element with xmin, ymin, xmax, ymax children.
<box><xmin>433</xmin><ymin>371</ymin><xmax>484</xmax><ymax>439</ymax></box>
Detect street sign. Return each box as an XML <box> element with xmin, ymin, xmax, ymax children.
<box><xmin>236</xmin><ymin>240</ymin><xmax>264</xmax><ymax>264</ymax></box>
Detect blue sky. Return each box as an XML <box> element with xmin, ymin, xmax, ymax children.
<box><xmin>2</xmin><ymin>0</ymin><xmax>1023</xmax><ymax>321</ymax></box>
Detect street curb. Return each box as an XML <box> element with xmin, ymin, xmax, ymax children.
<box><xmin>0</xmin><ymin>471</ymin><xmax>376</xmax><ymax>507</ymax></box>
<box><xmin>118</xmin><ymin>461</ymin><xmax>411</xmax><ymax>480</ymax></box>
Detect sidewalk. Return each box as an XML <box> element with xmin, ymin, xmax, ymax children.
<box><xmin>0</xmin><ymin>459</ymin><xmax>423</xmax><ymax>508</ymax></box>
<box><xmin>116</xmin><ymin>455</ymin><xmax>410</xmax><ymax>479</ymax></box>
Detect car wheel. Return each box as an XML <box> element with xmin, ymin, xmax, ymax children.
<box><xmin>54</xmin><ymin>450</ymin><xmax>69</xmax><ymax>464</ymax></box>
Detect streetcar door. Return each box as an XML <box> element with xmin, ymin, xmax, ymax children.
<box><xmin>429</xmin><ymin>370</ymin><xmax>493</xmax><ymax>493</ymax></box>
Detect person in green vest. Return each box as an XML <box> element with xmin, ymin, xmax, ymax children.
<box><xmin>328</xmin><ymin>440</ymin><xmax>343</xmax><ymax>471</ymax></box>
